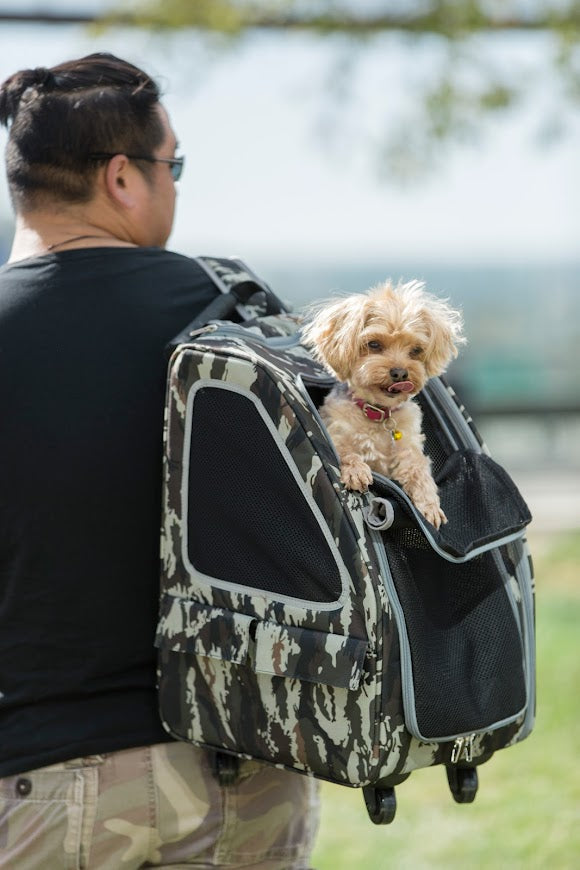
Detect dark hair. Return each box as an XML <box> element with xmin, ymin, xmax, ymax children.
<box><xmin>0</xmin><ymin>53</ymin><xmax>164</xmax><ymax>210</ymax></box>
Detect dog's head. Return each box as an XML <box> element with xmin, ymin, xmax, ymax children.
<box><xmin>302</xmin><ymin>280</ymin><xmax>465</xmax><ymax>406</ymax></box>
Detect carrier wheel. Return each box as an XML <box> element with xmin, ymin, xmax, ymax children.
<box><xmin>446</xmin><ymin>766</ymin><xmax>478</xmax><ymax>804</ymax></box>
<box><xmin>362</xmin><ymin>786</ymin><xmax>397</xmax><ymax>824</ymax></box>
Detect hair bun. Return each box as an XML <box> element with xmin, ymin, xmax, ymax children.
<box><xmin>0</xmin><ymin>65</ymin><xmax>57</xmax><ymax>126</ymax></box>
<box><xmin>30</xmin><ymin>67</ymin><xmax>56</xmax><ymax>88</ymax></box>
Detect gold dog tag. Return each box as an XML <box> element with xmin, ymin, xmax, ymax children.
<box><xmin>383</xmin><ymin>416</ymin><xmax>403</xmax><ymax>441</ymax></box>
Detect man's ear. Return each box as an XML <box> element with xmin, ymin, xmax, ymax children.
<box><xmin>103</xmin><ymin>154</ymin><xmax>138</xmax><ymax>209</ymax></box>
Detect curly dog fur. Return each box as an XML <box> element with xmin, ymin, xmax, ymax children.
<box><xmin>302</xmin><ymin>280</ymin><xmax>465</xmax><ymax>528</ymax></box>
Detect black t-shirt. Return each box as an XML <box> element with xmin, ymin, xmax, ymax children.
<box><xmin>0</xmin><ymin>247</ymin><xmax>218</xmax><ymax>777</ymax></box>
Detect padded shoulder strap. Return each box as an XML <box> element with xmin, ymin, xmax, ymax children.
<box><xmin>194</xmin><ymin>256</ymin><xmax>289</xmax><ymax>317</ymax></box>
<box><xmin>167</xmin><ymin>256</ymin><xmax>290</xmax><ymax>354</ymax></box>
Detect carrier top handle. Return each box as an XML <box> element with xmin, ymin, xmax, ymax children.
<box><xmin>167</xmin><ymin>256</ymin><xmax>290</xmax><ymax>355</ymax></box>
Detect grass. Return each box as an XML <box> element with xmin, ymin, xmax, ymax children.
<box><xmin>310</xmin><ymin>529</ymin><xmax>580</xmax><ymax>870</ymax></box>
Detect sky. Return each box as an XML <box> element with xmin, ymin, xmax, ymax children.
<box><xmin>0</xmin><ymin>1</ymin><xmax>578</xmax><ymax>268</ymax></box>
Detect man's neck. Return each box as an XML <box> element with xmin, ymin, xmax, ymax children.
<box><xmin>8</xmin><ymin>208</ymin><xmax>134</xmax><ymax>263</ymax></box>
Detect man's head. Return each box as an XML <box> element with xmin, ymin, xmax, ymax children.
<box><xmin>0</xmin><ymin>53</ymin><xmax>180</xmax><ymax>246</ymax></box>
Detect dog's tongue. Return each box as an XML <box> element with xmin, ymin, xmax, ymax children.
<box><xmin>387</xmin><ymin>381</ymin><xmax>415</xmax><ymax>394</ymax></box>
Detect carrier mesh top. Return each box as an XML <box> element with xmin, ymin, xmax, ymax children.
<box><xmin>373</xmin><ymin>449</ymin><xmax>531</xmax><ymax>557</ymax></box>
<box><xmin>434</xmin><ymin>451</ymin><xmax>531</xmax><ymax>555</ymax></box>
<box><xmin>186</xmin><ymin>386</ymin><xmax>343</xmax><ymax>603</ymax></box>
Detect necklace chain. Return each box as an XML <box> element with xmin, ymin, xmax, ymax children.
<box><xmin>46</xmin><ymin>234</ymin><xmax>115</xmax><ymax>251</ymax></box>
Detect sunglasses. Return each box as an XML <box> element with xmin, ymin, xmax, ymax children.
<box><xmin>89</xmin><ymin>152</ymin><xmax>185</xmax><ymax>181</ymax></box>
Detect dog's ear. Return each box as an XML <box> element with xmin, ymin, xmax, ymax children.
<box><xmin>420</xmin><ymin>298</ymin><xmax>466</xmax><ymax>377</ymax></box>
<box><xmin>301</xmin><ymin>295</ymin><xmax>368</xmax><ymax>381</ymax></box>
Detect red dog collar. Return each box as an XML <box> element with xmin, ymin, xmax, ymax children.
<box><xmin>351</xmin><ymin>396</ymin><xmax>403</xmax><ymax>423</ymax></box>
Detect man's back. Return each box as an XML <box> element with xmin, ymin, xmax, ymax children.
<box><xmin>0</xmin><ymin>247</ymin><xmax>216</xmax><ymax>777</ymax></box>
<box><xmin>0</xmin><ymin>52</ymin><xmax>318</xmax><ymax>868</ymax></box>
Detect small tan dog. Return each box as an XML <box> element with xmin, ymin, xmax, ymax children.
<box><xmin>302</xmin><ymin>280</ymin><xmax>465</xmax><ymax>528</ymax></box>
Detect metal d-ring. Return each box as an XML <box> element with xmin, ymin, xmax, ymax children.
<box><xmin>383</xmin><ymin>415</ymin><xmax>403</xmax><ymax>440</ymax></box>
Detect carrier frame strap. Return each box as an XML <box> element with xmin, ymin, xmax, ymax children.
<box><xmin>166</xmin><ymin>256</ymin><xmax>290</xmax><ymax>355</ymax></box>
<box><xmin>194</xmin><ymin>256</ymin><xmax>290</xmax><ymax>320</ymax></box>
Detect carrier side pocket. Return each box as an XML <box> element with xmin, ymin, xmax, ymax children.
<box><xmin>156</xmin><ymin>596</ymin><xmax>368</xmax><ymax>691</ymax></box>
<box><xmin>155</xmin><ymin>596</ymin><xmax>373</xmax><ymax>783</ymax></box>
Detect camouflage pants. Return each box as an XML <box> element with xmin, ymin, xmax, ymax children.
<box><xmin>0</xmin><ymin>742</ymin><xmax>319</xmax><ymax>869</ymax></box>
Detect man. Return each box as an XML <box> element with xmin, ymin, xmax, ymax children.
<box><xmin>0</xmin><ymin>53</ymin><xmax>318</xmax><ymax>869</ymax></box>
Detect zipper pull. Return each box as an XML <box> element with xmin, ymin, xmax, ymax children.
<box><xmin>451</xmin><ymin>734</ymin><xmax>475</xmax><ymax>764</ymax></box>
<box><xmin>188</xmin><ymin>323</ymin><xmax>219</xmax><ymax>338</ymax></box>
<box><xmin>464</xmin><ymin>733</ymin><xmax>475</xmax><ymax>763</ymax></box>
<box><xmin>451</xmin><ymin>737</ymin><xmax>464</xmax><ymax>764</ymax></box>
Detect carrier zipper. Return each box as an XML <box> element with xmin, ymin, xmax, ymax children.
<box><xmin>185</xmin><ymin>322</ymin><xmax>302</xmax><ymax>349</ymax></box>
<box><xmin>490</xmin><ymin>544</ymin><xmax>534</xmax><ymax>737</ymax></box>
<box><xmin>368</xmin><ymin>524</ymin><xmax>420</xmax><ymax>736</ymax></box>
<box><xmin>423</xmin><ymin>378</ymin><xmax>482</xmax><ymax>452</ymax></box>
<box><xmin>187</xmin><ymin>324</ymin><xmax>219</xmax><ymax>339</ymax></box>
<box><xmin>515</xmin><ymin>542</ymin><xmax>536</xmax><ymax>739</ymax></box>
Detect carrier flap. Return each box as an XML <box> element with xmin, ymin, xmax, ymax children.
<box><xmin>436</xmin><ymin>450</ymin><xmax>531</xmax><ymax>555</ymax></box>
<box><xmin>370</xmin><ymin>449</ymin><xmax>531</xmax><ymax>560</ymax></box>
<box><xmin>254</xmin><ymin>621</ymin><xmax>367</xmax><ymax>691</ymax></box>
<box><xmin>155</xmin><ymin>594</ymin><xmax>254</xmax><ymax>664</ymax></box>
<box><xmin>155</xmin><ymin>594</ymin><xmax>368</xmax><ymax>691</ymax></box>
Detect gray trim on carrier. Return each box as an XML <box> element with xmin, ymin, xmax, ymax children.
<box><xmin>181</xmin><ymin>378</ymin><xmax>351</xmax><ymax>611</ymax></box>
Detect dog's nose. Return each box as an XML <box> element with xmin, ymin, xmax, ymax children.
<box><xmin>390</xmin><ymin>368</ymin><xmax>408</xmax><ymax>382</ymax></box>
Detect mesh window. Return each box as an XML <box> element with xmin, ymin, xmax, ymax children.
<box><xmin>416</xmin><ymin>395</ymin><xmax>456</xmax><ymax>477</ymax></box>
<box><xmin>186</xmin><ymin>386</ymin><xmax>343</xmax><ymax>603</ymax></box>
<box><xmin>385</xmin><ymin>529</ymin><xmax>526</xmax><ymax>739</ymax></box>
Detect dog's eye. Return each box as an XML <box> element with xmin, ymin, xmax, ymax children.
<box><xmin>367</xmin><ymin>340</ymin><xmax>383</xmax><ymax>352</ymax></box>
<box><xmin>409</xmin><ymin>346</ymin><xmax>424</xmax><ymax>358</ymax></box>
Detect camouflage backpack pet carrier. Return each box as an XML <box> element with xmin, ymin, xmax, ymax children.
<box><xmin>156</xmin><ymin>257</ymin><xmax>535</xmax><ymax>824</ymax></box>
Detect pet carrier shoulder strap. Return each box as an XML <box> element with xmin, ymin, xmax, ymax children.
<box><xmin>193</xmin><ymin>256</ymin><xmax>273</xmax><ymax>299</ymax></box>
<box><xmin>169</xmin><ymin>256</ymin><xmax>290</xmax><ymax>352</ymax></box>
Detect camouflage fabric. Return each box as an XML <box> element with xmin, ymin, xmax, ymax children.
<box><xmin>193</xmin><ymin>256</ymin><xmax>290</xmax><ymax>322</ymax></box>
<box><xmin>157</xmin><ymin>309</ymin><xmax>535</xmax><ymax>803</ymax></box>
<box><xmin>156</xmin><ymin>595</ymin><xmax>368</xmax><ymax>691</ymax></box>
<box><xmin>0</xmin><ymin>742</ymin><xmax>319</xmax><ymax>869</ymax></box>
<box><xmin>195</xmin><ymin>257</ymin><xmax>265</xmax><ymax>296</ymax></box>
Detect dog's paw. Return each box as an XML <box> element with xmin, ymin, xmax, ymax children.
<box><xmin>340</xmin><ymin>458</ymin><xmax>374</xmax><ymax>492</ymax></box>
<box><xmin>419</xmin><ymin>503</ymin><xmax>447</xmax><ymax>529</ymax></box>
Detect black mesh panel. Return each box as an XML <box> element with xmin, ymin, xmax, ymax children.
<box><xmin>385</xmin><ymin>530</ymin><xmax>526</xmax><ymax>738</ymax></box>
<box><xmin>435</xmin><ymin>452</ymin><xmax>532</xmax><ymax>556</ymax></box>
<box><xmin>372</xmin><ymin>449</ymin><xmax>531</xmax><ymax>558</ymax></box>
<box><xmin>416</xmin><ymin>395</ymin><xmax>456</xmax><ymax>477</ymax></box>
<box><xmin>186</xmin><ymin>387</ymin><xmax>343</xmax><ymax>603</ymax></box>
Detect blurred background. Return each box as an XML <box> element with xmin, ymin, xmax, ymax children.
<box><xmin>1</xmin><ymin>0</ymin><xmax>579</xmax><ymax>532</ymax></box>
<box><xmin>0</xmin><ymin>2</ymin><xmax>578</xmax><ymax>866</ymax></box>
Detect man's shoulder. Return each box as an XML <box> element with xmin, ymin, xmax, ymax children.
<box><xmin>123</xmin><ymin>248</ymin><xmax>218</xmax><ymax>286</ymax></box>
<box><xmin>123</xmin><ymin>246</ymin><xmax>204</xmax><ymax>272</ymax></box>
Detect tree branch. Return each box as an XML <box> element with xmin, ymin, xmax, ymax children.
<box><xmin>0</xmin><ymin>4</ymin><xmax>578</xmax><ymax>35</ymax></box>
<box><xmin>0</xmin><ymin>11</ymin><xmax>95</xmax><ymax>24</ymax></box>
